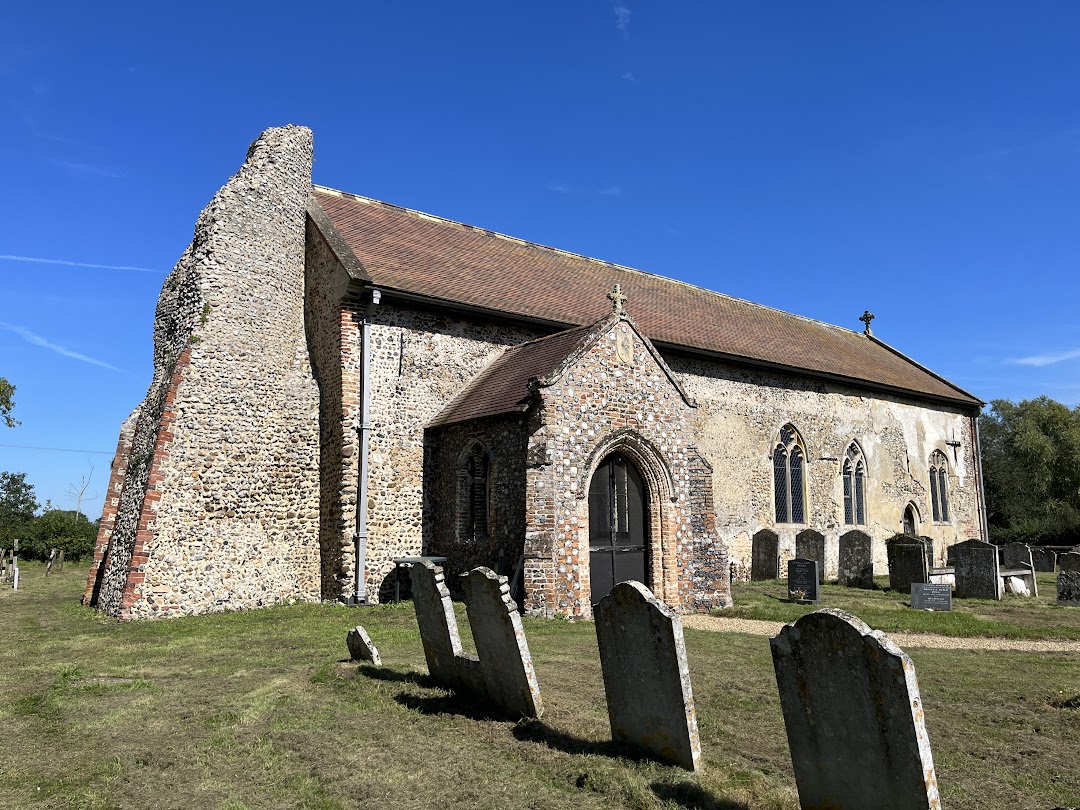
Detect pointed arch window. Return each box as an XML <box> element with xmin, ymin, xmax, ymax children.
<box><xmin>929</xmin><ymin>450</ymin><xmax>950</xmax><ymax>523</ymax></box>
<box><xmin>842</xmin><ymin>443</ymin><xmax>867</xmax><ymax>525</ymax></box>
<box><xmin>458</xmin><ymin>442</ymin><xmax>493</xmax><ymax>543</ymax></box>
<box><xmin>773</xmin><ymin>425</ymin><xmax>807</xmax><ymax>524</ymax></box>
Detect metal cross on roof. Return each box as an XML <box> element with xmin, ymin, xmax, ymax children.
<box><xmin>859</xmin><ymin>310</ymin><xmax>875</xmax><ymax>336</ymax></box>
<box><xmin>608</xmin><ymin>283</ymin><xmax>628</xmax><ymax>316</ymax></box>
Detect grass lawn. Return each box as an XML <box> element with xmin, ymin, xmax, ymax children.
<box><xmin>0</xmin><ymin>563</ymin><xmax>1076</xmax><ymax>809</ymax></box>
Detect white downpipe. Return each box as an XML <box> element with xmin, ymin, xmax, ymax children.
<box><xmin>353</xmin><ymin>288</ymin><xmax>380</xmax><ymax>603</ymax></box>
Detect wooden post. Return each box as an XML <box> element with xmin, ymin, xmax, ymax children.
<box><xmin>12</xmin><ymin>538</ymin><xmax>19</xmax><ymax>590</ymax></box>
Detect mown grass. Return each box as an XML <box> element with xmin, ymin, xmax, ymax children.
<box><xmin>721</xmin><ymin>573</ymin><xmax>1080</xmax><ymax>640</ymax></box>
<box><xmin>0</xmin><ymin>562</ymin><xmax>1077</xmax><ymax>809</ymax></box>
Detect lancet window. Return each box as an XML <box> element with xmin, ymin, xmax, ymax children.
<box><xmin>773</xmin><ymin>425</ymin><xmax>807</xmax><ymax>524</ymax></box>
<box><xmin>842</xmin><ymin>443</ymin><xmax>867</xmax><ymax>525</ymax></box>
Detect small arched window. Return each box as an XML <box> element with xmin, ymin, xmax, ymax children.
<box><xmin>773</xmin><ymin>425</ymin><xmax>807</xmax><ymax>524</ymax></box>
<box><xmin>842</xmin><ymin>443</ymin><xmax>867</xmax><ymax>525</ymax></box>
<box><xmin>928</xmin><ymin>450</ymin><xmax>950</xmax><ymax>523</ymax></box>
<box><xmin>458</xmin><ymin>442</ymin><xmax>492</xmax><ymax>543</ymax></box>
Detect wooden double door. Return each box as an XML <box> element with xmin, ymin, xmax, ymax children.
<box><xmin>588</xmin><ymin>453</ymin><xmax>647</xmax><ymax>605</ymax></box>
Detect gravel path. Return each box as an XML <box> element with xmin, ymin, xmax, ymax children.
<box><xmin>681</xmin><ymin>614</ymin><xmax>1080</xmax><ymax>653</ymax></box>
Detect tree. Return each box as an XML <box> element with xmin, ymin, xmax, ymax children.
<box><xmin>21</xmin><ymin>507</ymin><xmax>98</xmax><ymax>561</ymax></box>
<box><xmin>0</xmin><ymin>471</ymin><xmax>39</xmax><ymax>546</ymax></box>
<box><xmin>0</xmin><ymin>376</ymin><xmax>16</xmax><ymax>428</ymax></box>
<box><xmin>980</xmin><ymin>396</ymin><xmax>1080</xmax><ymax>545</ymax></box>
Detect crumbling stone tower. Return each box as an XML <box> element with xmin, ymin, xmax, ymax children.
<box><xmin>84</xmin><ymin>126</ymin><xmax>321</xmax><ymax>618</ymax></box>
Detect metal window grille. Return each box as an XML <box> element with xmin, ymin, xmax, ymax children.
<box><xmin>774</xmin><ymin>447</ymin><xmax>789</xmax><ymax>523</ymax></box>
<box><xmin>938</xmin><ymin>468</ymin><xmax>949</xmax><ymax>522</ymax></box>
<box><xmin>842</xmin><ymin>460</ymin><xmax>853</xmax><ymax>524</ymax></box>
<box><xmin>854</xmin><ymin>461</ymin><xmax>866</xmax><ymax>525</ymax></box>
<box><xmin>790</xmin><ymin>448</ymin><xmax>805</xmax><ymax>524</ymax></box>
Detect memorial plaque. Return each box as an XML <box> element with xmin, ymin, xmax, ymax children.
<box><xmin>787</xmin><ymin>559</ymin><xmax>820</xmax><ymax>604</ymax></box>
<box><xmin>911</xmin><ymin>583</ymin><xmax>952</xmax><ymax>611</ymax></box>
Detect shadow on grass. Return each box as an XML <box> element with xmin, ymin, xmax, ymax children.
<box><xmin>512</xmin><ymin>719</ymin><xmax>630</xmax><ymax>758</ymax></box>
<box><xmin>354</xmin><ymin>664</ymin><xmax>435</xmax><ymax>687</ymax></box>
<box><xmin>393</xmin><ymin>691</ymin><xmax>518</xmax><ymax>722</ymax></box>
<box><xmin>650</xmin><ymin>780</ymin><xmax>749</xmax><ymax>810</ymax></box>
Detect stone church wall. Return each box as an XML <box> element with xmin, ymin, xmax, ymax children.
<box><xmin>88</xmin><ymin>125</ymin><xmax>323</xmax><ymax>618</ymax></box>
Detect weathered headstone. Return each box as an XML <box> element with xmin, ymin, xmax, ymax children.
<box><xmin>46</xmin><ymin>549</ymin><xmax>58</xmax><ymax>576</ymax></box>
<box><xmin>911</xmin><ymin>583</ymin><xmax>952</xmax><ymax>611</ymax></box>
<box><xmin>461</xmin><ymin>567</ymin><xmax>544</xmax><ymax>720</ymax></box>
<box><xmin>795</xmin><ymin>529</ymin><xmax>826</xmax><ymax>584</ymax></box>
<box><xmin>751</xmin><ymin>529</ymin><xmax>780</xmax><ymax>581</ymax></box>
<box><xmin>594</xmin><ymin>581</ymin><xmax>701</xmax><ymax>770</ymax></box>
<box><xmin>771</xmin><ymin>609</ymin><xmax>941</xmax><ymax>810</ymax></box>
<box><xmin>1030</xmin><ymin>547</ymin><xmax>1057</xmax><ymax>573</ymax></box>
<box><xmin>1058</xmin><ymin>551</ymin><xmax>1080</xmax><ymax>574</ymax></box>
<box><xmin>888</xmin><ymin>542</ymin><xmax>929</xmax><ymax>594</ymax></box>
<box><xmin>917</xmin><ymin>536</ymin><xmax>936</xmax><ymax>569</ymax></box>
<box><xmin>953</xmin><ymin>539</ymin><xmax>1002</xmax><ymax>600</ymax></box>
<box><xmin>787</xmin><ymin>559</ymin><xmax>819</xmax><ymax>604</ymax></box>
<box><xmin>346</xmin><ymin>625</ymin><xmax>382</xmax><ymax>666</ymax></box>
<box><xmin>409</xmin><ymin>562</ymin><xmax>542</xmax><ymax>718</ymax></box>
<box><xmin>1058</xmin><ymin>564</ymin><xmax>1080</xmax><ymax>606</ymax></box>
<box><xmin>838</xmin><ymin>530</ymin><xmax>873</xmax><ymax>588</ymax></box>
<box><xmin>1000</xmin><ymin>542</ymin><xmax>1032</xmax><ymax>570</ymax></box>
<box><xmin>56</xmin><ymin>549</ymin><xmax>64</xmax><ymax>574</ymax></box>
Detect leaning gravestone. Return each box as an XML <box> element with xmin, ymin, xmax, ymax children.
<box><xmin>461</xmin><ymin>567</ymin><xmax>544</xmax><ymax>720</ymax></box>
<box><xmin>594</xmin><ymin>581</ymin><xmax>702</xmax><ymax>771</ymax></box>
<box><xmin>1030</xmin><ymin>547</ymin><xmax>1057</xmax><ymax>573</ymax></box>
<box><xmin>838</xmin><ymin>531</ymin><xmax>873</xmax><ymax>588</ymax></box>
<box><xmin>346</xmin><ymin>625</ymin><xmax>382</xmax><ymax>666</ymax></box>
<box><xmin>953</xmin><ymin>539</ymin><xmax>1002</xmax><ymax>600</ymax></box>
<box><xmin>888</xmin><ymin>542</ymin><xmax>929</xmax><ymax>594</ymax></box>
<box><xmin>787</xmin><ymin>559</ymin><xmax>819</xmax><ymax>604</ymax></box>
<box><xmin>409</xmin><ymin>562</ymin><xmax>542</xmax><ymax>718</ymax></box>
<box><xmin>751</xmin><ymin>529</ymin><xmax>780</xmax><ymax>580</ymax></box>
<box><xmin>771</xmin><ymin>609</ymin><xmax>941</xmax><ymax>810</ymax></box>
<box><xmin>1058</xmin><ymin>553</ymin><xmax>1080</xmax><ymax>605</ymax></box>
<box><xmin>795</xmin><ymin>529</ymin><xmax>826</xmax><ymax>584</ymax></box>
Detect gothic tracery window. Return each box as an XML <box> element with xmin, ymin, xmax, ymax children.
<box><xmin>773</xmin><ymin>425</ymin><xmax>807</xmax><ymax>524</ymax></box>
<box><xmin>842</xmin><ymin>442</ymin><xmax>867</xmax><ymax>525</ymax></box>
<box><xmin>928</xmin><ymin>450</ymin><xmax>950</xmax><ymax>523</ymax></box>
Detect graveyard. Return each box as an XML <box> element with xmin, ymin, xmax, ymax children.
<box><xmin>2</xmin><ymin>562</ymin><xmax>1079</xmax><ymax>810</ymax></box>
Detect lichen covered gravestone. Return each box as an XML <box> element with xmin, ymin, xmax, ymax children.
<box><xmin>1059</xmin><ymin>553</ymin><xmax>1080</xmax><ymax>606</ymax></box>
<box><xmin>346</xmin><ymin>625</ymin><xmax>381</xmax><ymax>666</ymax></box>
<box><xmin>1030</xmin><ymin>547</ymin><xmax>1057</xmax><ymax>573</ymax></box>
<box><xmin>1001</xmin><ymin>542</ymin><xmax>1032</xmax><ymax>571</ymax></box>
<box><xmin>953</xmin><ymin>539</ymin><xmax>1002</xmax><ymax>600</ymax></box>
<box><xmin>795</xmin><ymin>529</ymin><xmax>826</xmax><ymax>584</ymax></box>
<box><xmin>409</xmin><ymin>561</ymin><xmax>542</xmax><ymax>718</ymax></box>
<box><xmin>838</xmin><ymin>531</ymin><xmax>873</xmax><ymax>588</ymax></box>
<box><xmin>594</xmin><ymin>581</ymin><xmax>702</xmax><ymax>770</ymax></box>
<box><xmin>751</xmin><ymin>529</ymin><xmax>780</xmax><ymax>581</ymax></box>
<box><xmin>771</xmin><ymin>609</ymin><xmax>941</xmax><ymax>810</ymax></box>
<box><xmin>887</xmin><ymin>540</ymin><xmax>929</xmax><ymax>594</ymax></box>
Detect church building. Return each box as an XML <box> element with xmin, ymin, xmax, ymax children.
<box><xmin>83</xmin><ymin>126</ymin><xmax>986</xmax><ymax>620</ymax></box>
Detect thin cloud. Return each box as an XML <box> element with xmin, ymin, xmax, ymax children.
<box><xmin>597</xmin><ymin>185</ymin><xmax>622</xmax><ymax>196</ymax></box>
<box><xmin>46</xmin><ymin>157</ymin><xmax>124</xmax><ymax>178</ymax></box>
<box><xmin>613</xmin><ymin>5</ymin><xmax>631</xmax><ymax>36</ymax></box>
<box><xmin>0</xmin><ymin>321</ymin><xmax>121</xmax><ymax>371</ymax></box>
<box><xmin>546</xmin><ymin>182</ymin><xmax>576</xmax><ymax>194</ymax></box>
<box><xmin>1011</xmin><ymin>348</ymin><xmax>1080</xmax><ymax>367</ymax></box>
<box><xmin>621</xmin><ymin>72</ymin><xmax>635</xmax><ymax>81</ymax></box>
<box><xmin>0</xmin><ymin>255</ymin><xmax>163</xmax><ymax>273</ymax></box>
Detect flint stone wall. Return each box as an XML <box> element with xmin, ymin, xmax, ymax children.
<box><xmin>89</xmin><ymin>125</ymin><xmax>321</xmax><ymax>618</ymax></box>
<box><xmin>594</xmin><ymin>581</ymin><xmax>702</xmax><ymax>771</ymax></box>
<box><xmin>771</xmin><ymin>609</ymin><xmax>941</xmax><ymax>810</ymax></box>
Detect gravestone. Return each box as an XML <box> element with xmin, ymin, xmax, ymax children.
<box><xmin>888</xmin><ymin>543</ymin><xmax>929</xmax><ymax>594</ymax></box>
<box><xmin>751</xmin><ymin>530</ymin><xmax>780</xmax><ymax>581</ymax></box>
<box><xmin>787</xmin><ymin>559</ymin><xmax>819</xmax><ymax>604</ymax></box>
<box><xmin>911</xmin><ymin>583</ymin><xmax>952</xmax><ymax>611</ymax></box>
<box><xmin>46</xmin><ymin>549</ymin><xmax>58</xmax><ymax>576</ymax></box>
<box><xmin>771</xmin><ymin>609</ymin><xmax>940</xmax><ymax>810</ymax></box>
<box><xmin>461</xmin><ymin>567</ymin><xmax>544</xmax><ymax>720</ymax></box>
<box><xmin>838</xmin><ymin>531</ymin><xmax>873</xmax><ymax>588</ymax></box>
<box><xmin>409</xmin><ymin>562</ymin><xmax>542</xmax><ymax>718</ymax></box>
<box><xmin>795</xmin><ymin>529</ymin><xmax>826</xmax><ymax>584</ymax></box>
<box><xmin>594</xmin><ymin>580</ymin><xmax>702</xmax><ymax>771</ymax></box>
<box><xmin>918</xmin><ymin>536</ymin><xmax>936</xmax><ymax>569</ymax></box>
<box><xmin>953</xmin><ymin>539</ymin><xmax>1002</xmax><ymax>600</ymax></box>
<box><xmin>1001</xmin><ymin>542</ymin><xmax>1032</xmax><ymax>570</ymax></box>
<box><xmin>346</xmin><ymin>625</ymin><xmax>382</xmax><ymax>666</ymax></box>
<box><xmin>1030</xmin><ymin>547</ymin><xmax>1057</xmax><ymax>573</ymax></box>
<box><xmin>1058</xmin><ymin>556</ymin><xmax>1080</xmax><ymax>606</ymax></box>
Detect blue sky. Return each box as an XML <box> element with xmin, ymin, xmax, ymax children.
<box><xmin>2</xmin><ymin>2</ymin><xmax>1079</xmax><ymax>520</ymax></box>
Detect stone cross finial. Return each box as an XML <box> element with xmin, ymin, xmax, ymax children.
<box><xmin>608</xmin><ymin>284</ymin><xmax>628</xmax><ymax>316</ymax></box>
<box><xmin>859</xmin><ymin>310</ymin><xmax>875</xmax><ymax>336</ymax></box>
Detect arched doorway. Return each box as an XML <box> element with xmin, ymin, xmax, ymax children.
<box><xmin>588</xmin><ymin>453</ymin><xmax>647</xmax><ymax>605</ymax></box>
<box><xmin>903</xmin><ymin>504</ymin><xmax>919</xmax><ymax>536</ymax></box>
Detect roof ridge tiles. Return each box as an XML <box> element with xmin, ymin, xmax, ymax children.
<box><xmin>311</xmin><ymin>184</ymin><xmax>861</xmax><ymax>337</ymax></box>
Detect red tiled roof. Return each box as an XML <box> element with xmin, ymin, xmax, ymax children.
<box><xmin>312</xmin><ymin>187</ymin><xmax>981</xmax><ymax>407</ymax></box>
<box><xmin>427</xmin><ymin>324</ymin><xmax>595</xmax><ymax>428</ymax></box>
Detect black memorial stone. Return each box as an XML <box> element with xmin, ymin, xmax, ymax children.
<box><xmin>787</xmin><ymin>558</ymin><xmax>820</xmax><ymax>604</ymax></box>
<box><xmin>911</xmin><ymin>583</ymin><xmax>952</xmax><ymax>611</ymax></box>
